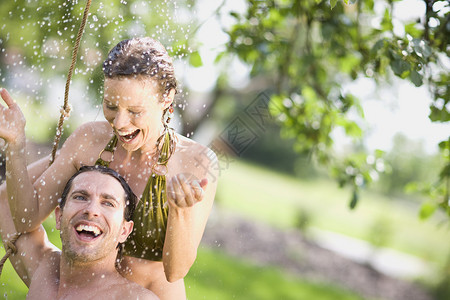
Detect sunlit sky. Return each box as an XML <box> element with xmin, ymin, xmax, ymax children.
<box><xmin>180</xmin><ymin>0</ymin><xmax>449</xmax><ymax>154</ymax></box>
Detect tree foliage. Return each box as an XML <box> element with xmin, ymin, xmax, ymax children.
<box><xmin>0</xmin><ymin>0</ymin><xmax>448</xmax><ymax>219</ymax></box>
<box><xmin>0</xmin><ymin>0</ymin><xmax>197</xmax><ymax>104</ymax></box>
<box><xmin>217</xmin><ymin>0</ymin><xmax>449</xmax><ymax>216</ymax></box>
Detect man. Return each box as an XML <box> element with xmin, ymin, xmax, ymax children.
<box><xmin>0</xmin><ymin>165</ymin><xmax>159</xmax><ymax>299</ymax></box>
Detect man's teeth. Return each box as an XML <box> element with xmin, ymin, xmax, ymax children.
<box><xmin>76</xmin><ymin>224</ymin><xmax>101</xmax><ymax>236</ymax></box>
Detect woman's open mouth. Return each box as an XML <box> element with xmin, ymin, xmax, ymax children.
<box><xmin>118</xmin><ymin>129</ymin><xmax>140</xmax><ymax>143</ymax></box>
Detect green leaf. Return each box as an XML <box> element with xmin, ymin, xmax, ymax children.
<box><xmin>390</xmin><ymin>58</ymin><xmax>410</xmax><ymax>77</ymax></box>
<box><xmin>349</xmin><ymin>189</ymin><xmax>358</xmax><ymax>209</ymax></box>
<box><xmin>344</xmin><ymin>121</ymin><xmax>363</xmax><ymax>138</ymax></box>
<box><xmin>381</xmin><ymin>8</ymin><xmax>393</xmax><ymax>31</ymax></box>
<box><xmin>429</xmin><ymin>105</ymin><xmax>450</xmax><ymax>122</ymax></box>
<box><xmin>371</xmin><ymin>39</ymin><xmax>385</xmax><ymax>54</ymax></box>
<box><xmin>189</xmin><ymin>51</ymin><xmax>203</xmax><ymax>68</ymax></box>
<box><xmin>438</xmin><ymin>140</ymin><xmax>448</xmax><ymax>151</ymax></box>
<box><xmin>229</xmin><ymin>12</ymin><xmax>240</xmax><ymax>19</ymax></box>
<box><xmin>412</xmin><ymin>38</ymin><xmax>432</xmax><ymax>59</ymax></box>
<box><xmin>330</xmin><ymin>0</ymin><xmax>338</xmax><ymax>9</ymax></box>
<box><xmin>214</xmin><ymin>51</ymin><xmax>226</xmax><ymax>64</ymax></box>
<box><xmin>419</xmin><ymin>202</ymin><xmax>437</xmax><ymax>220</ymax></box>
<box><xmin>404</xmin><ymin>23</ymin><xmax>422</xmax><ymax>38</ymax></box>
<box><xmin>439</xmin><ymin>164</ymin><xmax>450</xmax><ymax>179</ymax></box>
<box><xmin>409</xmin><ymin>69</ymin><xmax>423</xmax><ymax>87</ymax></box>
<box><xmin>374</xmin><ymin>149</ymin><xmax>385</xmax><ymax>158</ymax></box>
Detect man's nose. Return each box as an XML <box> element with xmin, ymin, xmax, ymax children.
<box><xmin>83</xmin><ymin>200</ymin><xmax>100</xmax><ymax>218</ymax></box>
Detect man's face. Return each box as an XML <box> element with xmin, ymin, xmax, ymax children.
<box><xmin>55</xmin><ymin>171</ymin><xmax>133</xmax><ymax>264</ymax></box>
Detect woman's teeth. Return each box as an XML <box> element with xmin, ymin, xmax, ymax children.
<box><xmin>119</xmin><ymin>130</ymin><xmax>140</xmax><ymax>142</ymax></box>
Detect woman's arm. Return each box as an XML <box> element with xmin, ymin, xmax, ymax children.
<box><xmin>162</xmin><ymin>147</ymin><xmax>218</xmax><ymax>282</ymax></box>
<box><xmin>0</xmin><ymin>89</ymin><xmax>102</xmax><ymax>233</ymax></box>
<box><xmin>10</xmin><ymin>122</ymin><xmax>102</xmax><ymax>233</ymax></box>
<box><xmin>0</xmin><ymin>88</ymin><xmax>33</xmax><ymax>231</ymax></box>
<box><xmin>0</xmin><ymin>163</ymin><xmax>59</xmax><ymax>287</ymax></box>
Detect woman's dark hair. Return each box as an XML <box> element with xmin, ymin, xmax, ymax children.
<box><xmin>59</xmin><ymin>165</ymin><xmax>136</xmax><ymax>222</ymax></box>
<box><xmin>102</xmin><ymin>37</ymin><xmax>177</xmax><ymax>98</ymax></box>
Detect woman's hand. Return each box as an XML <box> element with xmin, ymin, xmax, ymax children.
<box><xmin>0</xmin><ymin>88</ymin><xmax>26</xmax><ymax>148</ymax></box>
<box><xmin>167</xmin><ymin>173</ymin><xmax>208</xmax><ymax>208</ymax></box>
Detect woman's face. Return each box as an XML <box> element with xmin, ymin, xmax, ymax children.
<box><xmin>103</xmin><ymin>77</ymin><xmax>170</xmax><ymax>153</ymax></box>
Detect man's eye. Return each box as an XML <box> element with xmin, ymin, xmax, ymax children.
<box><xmin>73</xmin><ymin>195</ymin><xmax>87</xmax><ymax>201</ymax></box>
<box><xmin>106</xmin><ymin>105</ymin><xmax>118</xmax><ymax>110</ymax></box>
<box><xmin>103</xmin><ymin>201</ymin><xmax>115</xmax><ymax>207</ymax></box>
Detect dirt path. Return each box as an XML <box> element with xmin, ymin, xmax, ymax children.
<box><xmin>201</xmin><ymin>208</ymin><xmax>434</xmax><ymax>300</ymax></box>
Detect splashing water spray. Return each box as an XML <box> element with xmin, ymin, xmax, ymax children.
<box><xmin>0</xmin><ymin>0</ymin><xmax>92</xmax><ymax>279</ymax></box>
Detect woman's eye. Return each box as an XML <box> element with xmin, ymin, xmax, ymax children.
<box><xmin>129</xmin><ymin>110</ymin><xmax>141</xmax><ymax>116</ymax></box>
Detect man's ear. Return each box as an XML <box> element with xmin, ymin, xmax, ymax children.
<box><xmin>118</xmin><ymin>220</ymin><xmax>134</xmax><ymax>244</ymax></box>
<box><xmin>55</xmin><ymin>206</ymin><xmax>62</xmax><ymax>230</ymax></box>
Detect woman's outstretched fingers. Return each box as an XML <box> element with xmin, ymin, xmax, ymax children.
<box><xmin>191</xmin><ymin>180</ymin><xmax>204</xmax><ymax>201</ymax></box>
<box><xmin>0</xmin><ymin>88</ymin><xmax>26</xmax><ymax>146</ymax></box>
<box><xmin>167</xmin><ymin>174</ymin><xmax>207</xmax><ymax>208</ymax></box>
<box><xmin>171</xmin><ymin>175</ymin><xmax>185</xmax><ymax>206</ymax></box>
<box><xmin>178</xmin><ymin>174</ymin><xmax>195</xmax><ymax>206</ymax></box>
<box><xmin>0</xmin><ymin>88</ymin><xmax>16</xmax><ymax>108</ymax></box>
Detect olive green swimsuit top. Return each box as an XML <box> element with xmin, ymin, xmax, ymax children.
<box><xmin>95</xmin><ymin>133</ymin><xmax>171</xmax><ymax>261</ymax></box>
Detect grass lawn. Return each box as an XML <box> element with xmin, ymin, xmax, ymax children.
<box><xmin>215</xmin><ymin>159</ymin><xmax>450</xmax><ymax>271</ymax></box>
<box><xmin>1</xmin><ymin>216</ymin><xmax>369</xmax><ymax>300</ymax></box>
<box><xmin>185</xmin><ymin>246</ymin><xmax>369</xmax><ymax>300</ymax></box>
<box><xmin>0</xmin><ymin>244</ymin><xmax>369</xmax><ymax>300</ymax></box>
<box><xmin>1</xmin><ymin>158</ymin><xmax>447</xmax><ymax>298</ymax></box>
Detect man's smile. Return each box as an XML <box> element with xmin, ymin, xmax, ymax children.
<box><xmin>74</xmin><ymin>221</ymin><xmax>104</xmax><ymax>242</ymax></box>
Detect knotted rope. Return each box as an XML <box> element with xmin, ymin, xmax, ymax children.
<box><xmin>50</xmin><ymin>0</ymin><xmax>92</xmax><ymax>165</ymax></box>
<box><xmin>0</xmin><ymin>233</ymin><xmax>21</xmax><ymax>277</ymax></box>
<box><xmin>1</xmin><ymin>0</ymin><xmax>92</xmax><ymax>278</ymax></box>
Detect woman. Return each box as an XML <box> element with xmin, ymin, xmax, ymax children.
<box><xmin>0</xmin><ymin>37</ymin><xmax>218</xmax><ymax>299</ymax></box>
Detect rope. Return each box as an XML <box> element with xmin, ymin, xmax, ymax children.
<box><xmin>0</xmin><ymin>0</ymin><xmax>92</xmax><ymax>280</ymax></box>
<box><xmin>0</xmin><ymin>233</ymin><xmax>21</xmax><ymax>277</ymax></box>
<box><xmin>50</xmin><ymin>0</ymin><xmax>92</xmax><ymax>165</ymax></box>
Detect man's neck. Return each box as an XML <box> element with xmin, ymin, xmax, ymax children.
<box><xmin>58</xmin><ymin>254</ymin><xmax>120</xmax><ymax>291</ymax></box>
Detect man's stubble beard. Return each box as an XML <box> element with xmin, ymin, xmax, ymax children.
<box><xmin>59</xmin><ymin>221</ymin><xmax>119</xmax><ymax>266</ymax></box>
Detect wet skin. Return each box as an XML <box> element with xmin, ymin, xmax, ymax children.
<box><xmin>0</xmin><ymin>84</ymin><xmax>219</xmax><ymax>300</ymax></box>
<box><xmin>0</xmin><ymin>170</ymin><xmax>158</xmax><ymax>299</ymax></box>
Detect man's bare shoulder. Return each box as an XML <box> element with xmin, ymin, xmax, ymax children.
<box><xmin>116</xmin><ymin>280</ymin><xmax>159</xmax><ymax>300</ymax></box>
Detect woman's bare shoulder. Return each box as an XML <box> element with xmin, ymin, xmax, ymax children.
<box><xmin>175</xmin><ymin>133</ymin><xmax>217</xmax><ymax>162</ymax></box>
<box><xmin>71</xmin><ymin>121</ymin><xmax>111</xmax><ymax>136</ymax></box>
<box><xmin>65</xmin><ymin>121</ymin><xmax>112</xmax><ymax>145</ymax></box>
<box><xmin>57</xmin><ymin>121</ymin><xmax>112</xmax><ymax>166</ymax></box>
<box><xmin>173</xmin><ymin>133</ymin><xmax>219</xmax><ymax>179</ymax></box>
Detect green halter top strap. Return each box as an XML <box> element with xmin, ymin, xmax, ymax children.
<box><xmin>95</xmin><ymin>133</ymin><xmax>171</xmax><ymax>261</ymax></box>
<box><xmin>95</xmin><ymin>135</ymin><xmax>118</xmax><ymax>167</ymax></box>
